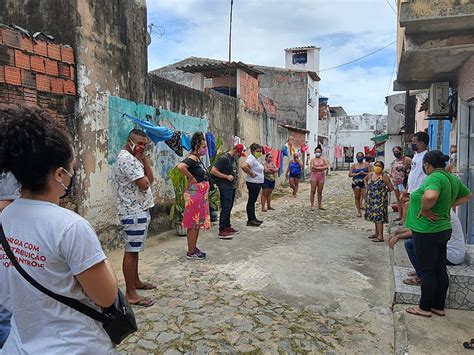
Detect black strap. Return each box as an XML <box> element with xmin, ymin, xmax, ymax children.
<box><xmin>0</xmin><ymin>225</ymin><xmax>104</xmax><ymax>322</ymax></box>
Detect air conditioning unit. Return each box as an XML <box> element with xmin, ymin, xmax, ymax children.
<box><xmin>429</xmin><ymin>82</ymin><xmax>449</xmax><ymax>115</ymax></box>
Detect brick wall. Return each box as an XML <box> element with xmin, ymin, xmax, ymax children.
<box><xmin>0</xmin><ymin>25</ymin><xmax>76</xmax><ymax>125</ymax></box>
<box><xmin>239</xmin><ymin>70</ymin><xmax>277</xmax><ymax>118</ymax></box>
<box><xmin>288</xmin><ymin>130</ymin><xmax>306</xmax><ymax>148</ymax></box>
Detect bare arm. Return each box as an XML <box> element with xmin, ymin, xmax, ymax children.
<box><xmin>452</xmin><ymin>192</ymin><xmax>473</xmax><ymax>207</ymax></box>
<box><xmin>348</xmin><ymin>164</ymin><xmax>356</xmax><ymax>177</ymax></box>
<box><xmin>177</xmin><ymin>162</ymin><xmax>197</xmax><ymax>185</ymax></box>
<box><xmin>76</xmin><ymin>259</ymin><xmax>118</xmax><ymax>308</ymax></box>
<box><xmin>383</xmin><ymin>174</ymin><xmax>394</xmax><ymax>192</ymax></box>
<box><xmin>241</xmin><ymin>162</ymin><xmax>256</xmax><ymax>178</ymax></box>
<box><xmin>210</xmin><ymin>166</ymin><xmax>234</xmax><ymax>182</ymax></box>
<box><xmin>134</xmin><ymin>156</ymin><xmax>153</xmax><ymax>191</ymax></box>
<box><xmin>421</xmin><ymin>190</ymin><xmax>439</xmax><ymax>212</ymax></box>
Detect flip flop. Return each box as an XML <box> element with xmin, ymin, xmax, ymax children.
<box><xmin>130</xmin><ymin>297</ymin><xmax>155</xmax><ymax>307</ymax></box>
<box><xmin>136</xmin><ymin>282</ymin><xmax>156</xmax><ymax>290</ymax></box>
<box><xmin>406</xmin><ymin>306</ymin><xmax>431</xmax><ymax>318</ymax></box>
<box><xmin>368</xmin><ymin>234</ymin><xmax>377</xmax><ymax>239</ymax></box>
<box><xmin>407</xmin><ymin>271</ymin><xmax>417</xmax><ymax>277</ymax></box>
<box><xmin>431</xmin><ymin>309</ymin><xmax>445</xmax><ymax>316</ymax></box>
<box><xmin>403</xmin><ymin>277</ymin><xmax>421</xmax><ymax>286</ymax></box>
<box><xmin>268</xmin><ymin>207</ymin><xmax>275</xmax><ymax>210</ymax></box>
<box><xmin>318</xmin><ymin>207</ymin><xmax>326</xmax><ymax>210</ymax></box>
<box><xmin>463</xmin><ymin>341</ymin><xmax>474</xmax><ymax>350</ymax></box>
<box><xmin>372</xmin><ymin>238</ymin><xmax>384</xmax><ymax>242</ymax></box>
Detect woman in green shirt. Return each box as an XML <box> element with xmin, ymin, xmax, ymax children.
<box><xmin>405</xmin><ymin>150</ymin><xmax>472</xmax><ymax>318</ymax></box>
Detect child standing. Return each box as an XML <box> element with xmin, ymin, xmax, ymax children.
<box><xmin>364</xmin><ymin>161</ymin><xmax>394</xmax><ymax>242</ymax></box>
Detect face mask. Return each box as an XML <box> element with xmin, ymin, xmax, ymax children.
<box><xmin>411</xmin><ymin>143</ymin><xmax>418</xmax><ymax>152</ymax></box>
<box><xmin>451</xmin><ymin>153</ymin><xmax>457</xmax><ymax>161</ymax></box>
<box><xmin>254</xmin><ymin>152</ymin><xmax>262</xmax><ymax>159</ymax></box>
<box><xmin>198</xmin><ymin>148</ymin><xmax>207</xmax><ymax>156</ymax></box>
<box><xmin>129</xmin><ymin>140</ymin><xmax>144</xmax><ymax>156</ymax></box>
<box><xmin>315</xmin><ymin>153</ymin><xmax>321</xmax><ymax>158</ymax></box>
<box><xmin>393</xmin><ymin>152</ymin><xmax>402</xmax><ymax>159</ymax></box>
<box><xmin>60</xmin><ymin>168</ymin><xmax>75</xmax><ymax>198</ymax></box>
<box><xmin>356</xmin><ymin>157</ymin><xmax>364</xmax><ymax>163</ymax></box>
<box><xmin>374</xmin><ymin>166</ymin><xmax>383</xmax><ymax>174</ymax></box>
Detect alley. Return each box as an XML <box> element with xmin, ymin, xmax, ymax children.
<box><xmin>111</xmin><ymin>171</ymin><xmax>394</xmax><ymax>354</ymax></box>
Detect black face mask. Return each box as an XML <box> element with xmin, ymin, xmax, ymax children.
<box><xmin>60</xmin><ymin>170</ymin><xmax>76</xmax><ymax>198</ymax></box>
<box><xmin>393</xmin><ymin>151</ymin><xmax>403</xmax><ymax>159</ymax></box>
<box><xmin>411</xmin><ymin>143</ymin><xmax>418</xmax><ymax>152</ymax></box>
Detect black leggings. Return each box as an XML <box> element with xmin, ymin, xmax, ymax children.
<box><xmin>246</xmin><ymin>182</ymin><xmax>262</xmax><ymax>222</ymax></box>
<box><xmin>413</xmin><ymin>229</ymin><xmax>452</xmax><ymax>311</ymax></box>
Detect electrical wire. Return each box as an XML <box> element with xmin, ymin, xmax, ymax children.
<box><xmin>318</xmin><ymin>41</ymin><xmax>395</xmax><ymax>73</ymax></box>
<box><xmin>385</xmin><ymin>0</ymin><xmax>396</xmax><ymax>13</ymax></box>
<box><xmin>379</xmin><ymin>56</ymin><xmax>397</xmax><ymax>116</ymax></box>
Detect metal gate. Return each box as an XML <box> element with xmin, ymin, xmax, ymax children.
<box><xmin>458</xmin><ymin>101</ymin><xmax>474</xmax><ymax>243</ymax></box>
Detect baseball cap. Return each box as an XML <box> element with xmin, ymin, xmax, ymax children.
<box><xmin>234</xmin><ymin>143</ymin><xmax>246</xmax><ymax>157</ymax></box>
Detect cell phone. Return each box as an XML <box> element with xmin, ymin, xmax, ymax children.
<box><xmin>397</xmin><ymin>184</ymin><xmax>405</xmax><ymax>192</ymax></box>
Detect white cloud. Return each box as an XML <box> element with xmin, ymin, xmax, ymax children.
<box><xmin>146</xmin><ymin>0</ymin><xmax>398</xmax><ymax>115</ymax></box>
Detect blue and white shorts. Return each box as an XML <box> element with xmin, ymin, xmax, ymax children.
<box><xmin>120</xmin><ymin>210</ymin><xmax>151</xmax><ymax>253</ymax></box>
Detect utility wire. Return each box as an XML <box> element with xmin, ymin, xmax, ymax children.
<box><xmin>379</xmin><ymin>56</ymin><xmax>397</xmax><ymax>116</ymax></box>
<box><xmin>318</xmin><ymin>41</ymin><xmax>395</xmax><ymax>73</ymax></box>
<box><xmin>385</xmin><ymin>0</ymin><xmax>396</xmax><ymax>13</ymax></box>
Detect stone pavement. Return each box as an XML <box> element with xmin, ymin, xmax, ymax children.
<box><xmin>108</xmin><ymin>171</ymin><xmax>394</xmax><ymax>354</ymax></box>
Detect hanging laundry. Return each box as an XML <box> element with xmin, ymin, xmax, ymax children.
<box><xmin>279</xmin><ymin>151</ymin><xmax>285</xmax><ymax>176</ymax></box>
<box><xmin>282</xmin><ymin>145</ymin><xmax>289</xmax><ymax>157</ymax></box>
<box><xmin>364</xmin><ymin>145</ymin><xmax>376</xmax><ymax>158</ymax></box>
<box><xmin>301</xmin><ymin>145</ymin><xmax>309</xmax><ymax>153</ymax></box>
<box><xmin>205</xmin><ymin>132</ymin><xmax>217</xmax><ymax>158</ymax></box>
<box><xmin>375</xmin><ymin>142</ymin><xmax>385</xmax><ymax>157</ymax></box>
<box><xmin>271</xmin><ymin>149</ymin><xmax>281</xmax><ymax>168</ymax></box>
<box><xmin>181</xmin><ymin>133</ymin><xmax>192</xmax><ymax>151</ymax></box>
<box><xmin>344</xmin><ymin>146</ymin><xmax>354</xmax><ymax>163</ymax></box>
<box><xmin>165</xmin><ymin>131</ymin><xmax>183</xmax><ymax>157</ymax></box>
<box><xmin>233</xmin><ymin>136</ymin><xmax>241</xmax><ymax>146</ymax></box>
<box><xmin>123</xmin><ymin>113</ymin><xmax>173</xmax><ymax>144</ymax></box>
<box><xmin>263</xmin><ymin>146</ymin><xmax>272</xmax><ymax>155</ymax></box>
<box><xmin>289</xmin><ymin>143</ymin><xmax>296</xmax><ymax>156</ymax></box>
<box><xmin>334</xmin><ymin>145</ymin><xmax>344</xmax><ymax>159</ymax></box>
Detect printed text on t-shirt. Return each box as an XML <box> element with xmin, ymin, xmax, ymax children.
<box><xmin>0</xmin><ymin>237</ymin><xmax>47</xmax><ymax>269</ymax></box>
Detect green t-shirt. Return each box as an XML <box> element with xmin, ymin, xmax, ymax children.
<box><xmin>405</xmin><ymin>170</ymin><xmax>470</xmax><ymax>233</ymax></box>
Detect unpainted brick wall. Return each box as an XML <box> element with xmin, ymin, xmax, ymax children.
<box><xmin>239</xmin><ymin>70</ymin><xmax>277</xmax><ymax>118</ymax></box>
<box><xmin>0</xmin><ymin>25</ymin><xmax>76</xmax><ymax>126</ymax></box>
<box><xmin>288</xmin><ymin>130</ymin><xmax>306</xmax><ymax>148</ymax></box>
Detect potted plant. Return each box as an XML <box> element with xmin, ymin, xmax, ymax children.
<box><xmin>169</xmin><ymin>167</ymin><xmax>187</xmax><ymax>236</ymax></box>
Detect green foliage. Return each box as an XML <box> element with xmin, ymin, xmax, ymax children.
<box><xmin>208</xmin><ymin>136</ymin><xmax>224</xmax><ymax>210</ymax></box>
<box><xmin>168</xmin><ymin>167</ymin><xmax>186</xmax><ymax>222</ymax></box>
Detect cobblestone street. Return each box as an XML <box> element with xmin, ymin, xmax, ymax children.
<box><xmin>109</xmin><ymin>171</ymin><xmax>394</xmax><ymax>354</ymax></box>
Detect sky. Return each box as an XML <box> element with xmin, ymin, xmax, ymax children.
<box><xmin>146</xmin><ymin>0</ymin><xmax>398</xmax><ymax>116</ymax></box>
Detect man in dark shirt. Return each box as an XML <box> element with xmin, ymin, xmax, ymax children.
<box><xmin>211</xmin><ymin>144</ymin><xmax>246</xmax><ymax>239</ymax></box>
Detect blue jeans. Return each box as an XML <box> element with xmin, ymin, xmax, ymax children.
<box><xmin>0</xmin><ymin>305</ymin><xmax>11</xmax><ymax>348</ymax></box>
<box><xmin>404</xmin><ymin>239</ymin><xmax>422</xmax><ymax>278</ymax></box>
<box><xmin>219</xmin><ymin>188</ymin><xmax>236</xmax><ymax>231</ymax></box>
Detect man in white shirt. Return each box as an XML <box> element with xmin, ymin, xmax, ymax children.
<box><xmin>407</xmin><ymin>131</ymin><xmax>429</xmax><ymax>193</ymax></box>
<box><xmin>114</xmin><ymin>129</ymin><xmax>155</xmax><ymax>307</ymax></box>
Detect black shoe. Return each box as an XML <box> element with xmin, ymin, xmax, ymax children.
<box><xmin>247</xmin><ymin>220</ymin><xmax>261</xmax><ymax>227</ymax></box>
<box><xmin>254</xmin><ymin>219</ymin><xmax>263</xmax><ymax>225</ymax></box>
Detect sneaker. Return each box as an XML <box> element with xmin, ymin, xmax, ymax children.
<box><xmin>227</xmin><ymin>227</ymin><xmax>239</xmax><ymax>234</ymax></box>
<box><xmin>186</xmin><ymin>248</ymin><xmax>206</xmax><ymax>260</ymax></box>
<box><xmin>254</xmin><ymin>219</ymin><xmax>263</xmax><ymax>225</ymax></box>
<box><xmin>218</xmin><ymin>229</ymin><xmax>234</xmax><ymax>239</ymax></box>
<box><xmin>246</xmin><ymin>220</ymin><xmax>261</xmax><ymax>227</ymax></box>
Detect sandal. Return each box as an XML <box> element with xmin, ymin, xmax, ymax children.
<box><xmin>463</xmin><ymin>341</ymin><xmax>474</xmax><ymax>350</ymax></box>
<box><xmin>130</xmin><ymin>297</ymin><xmax>155</xmax><ymax>307</ymax></box>
<box><xmin>431</xmin><ymin>308</ymin><xmax>445</xmax><ymax>316</ymax></box>
<box><xmin>403</xmin><ymin>277</ymin><xmax>421</xmax><ymax>286</ymax></box>
<box><xmin>407</xmin><ymin>271</ymin><xmax>417</xmax><ymax>277</ymax></box>
<box><xmin>136</xmin><ymin>282</ymin><xmax>156</xmax><ymax>290</ymax></box>
<box><xmin>372</xmin><ymin>237</ymin><xmax>384</xmax><ymax>242</ymax></box>
<box><xmin>406</xmin><ymin>306</ymin><xmax>431</xmax><ymax>318</ymax></box>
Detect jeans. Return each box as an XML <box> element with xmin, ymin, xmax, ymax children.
<box><xmin>246</xmin><ymin>182</ymin><xmax>262</xmax><ymax>222</ymax></box>
<box><xmin>413</xmin><ymin>229</ymin><xmax>452</xmax><ymax>311</ymax></box>
<box><xmin>404</xmin><ymin>239</ymin><xmax>423</xmax><ymax>278</ymax></box>
<box><xmin>219</xmin><ymin>188</ymin><xmax>236</xmax><ymax>231</ymax></box>
<box><xmin>0</xmin><ymin>305</ymin><xmax>11</xmax><ymax>348</ymax></box>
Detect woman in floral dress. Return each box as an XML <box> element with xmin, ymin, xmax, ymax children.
<box><xmin>177</xmin><ymin>132</ymin><xmax>211</xmax><ymax>260</ymax></box>
<box><xmin>365</xmin><ymin>161</ymin><xmax>394</xmax><ymax>242</ymax></box>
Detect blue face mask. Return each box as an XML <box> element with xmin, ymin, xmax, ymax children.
<box><xmin>60</xmin><ymin>168</ymin><xmax>76</xmax><ymax>198</ymax></box>
<box><xmin>356</xmin><ymin>157</ymin><xmax>364</xmax><ymax>163</ymax></box>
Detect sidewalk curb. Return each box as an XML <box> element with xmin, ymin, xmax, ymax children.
<box><xmin>393</xmin><ymin>310</ymin><xmax>409</xmax><ymax>355</ymax></box>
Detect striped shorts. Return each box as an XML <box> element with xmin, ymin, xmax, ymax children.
<box><xmin>120</xmin><ymin>210</ymin><xmax>151</xmax><ymax>252</ymax></box>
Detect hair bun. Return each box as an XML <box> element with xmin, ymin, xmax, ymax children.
<box><xmin>440</xmin><ymin>155</ymin><xmax>450</xmax><ymax>163</ymax></box>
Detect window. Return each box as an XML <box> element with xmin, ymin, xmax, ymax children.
<box><xmin>292</xmin><ymin>52</ymin><xmax>307</xmax><ymax>64</ymax></box>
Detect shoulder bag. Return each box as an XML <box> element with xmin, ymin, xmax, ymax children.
<box><xmin>0</xmin><ymin>225</ymin><xmax>137</xmax><ymax>345</ymax></box>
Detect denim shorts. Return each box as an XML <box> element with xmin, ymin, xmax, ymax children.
<box><xmin>262</xmin><ymin>179</ymin><xmax>276</xmax><ymax>189</ymax></box>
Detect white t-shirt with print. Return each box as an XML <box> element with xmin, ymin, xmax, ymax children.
<box><xmin>114</xmin><ymin>149</ymin><xmax>154</xmax><ymax>217</ymax></box>
<box><xmin>407</xmin><ymin>150</ymin><xmax>427</xmax><ymax>193</ymax></box>
<box><xmin>0</xmin><ymin>199</ymin><xmax>115</xmax><ymax>354</ymax></box>
<box><xmin>245</xmin><ymin>154</ymin><xmax>264</xmax><ymax>184</ymax></box>
<box><xmin>447</xmin><ymin>210</ymin><xmax>467</xmax><ymax>265</ymax></box>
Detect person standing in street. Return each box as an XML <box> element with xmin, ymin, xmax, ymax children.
<box><xmin>349</xmin><ymin>152</ymin><xmax>371</xmax><ymax>217</ymax></box>
<box><xmin>309</xmin><ymin>145</ymin><xmax>329</xmax><ymax>210</ymax></box>
<box><xmin>211</xmin><ymin>144</ymin><xmax>246</xmax><ymax>239</ymax></box>
<box><xmin>0</xmin><ymin>171</ymin><xmax>21</xmax><ymax>349</ymax></box>
<box><xmin>241</xmin><ymin>143</ymin><xmax>264</xmax><ymax>227</ymax></box>
<box><xmin>286</xmin><ymin>153</ymin><xmax>303</xmax><ymax>197</ymax></box>
<box><xmin>261</xmin><ymin>153</ymin><xmax>278</xmax><ymax>212</ymax></box>
<box><xmin>404</xmin><ymin>131</ymin><xmax>429</xmax><ymax>213</ymax></box>
<box><xmin>114</xmin><ymin>129</ymin><xmax>155</xmax><ymax>307</ymax></box>
<box><xmin>405</xmin><ymin>150</ymin><xmax>472</xmax><ymax>318</ymax></box>
<box><xmin>390</xmin><ymin>146</ymin><xmax>411</xmax><ymax>222</ymax></box>
<box><xmin>177</xmin><ymin>132</ymin><xmax>211</xmax><ymax>259</ymax></box>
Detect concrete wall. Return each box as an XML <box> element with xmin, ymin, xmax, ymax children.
<box><xmin>458</xmin><ymin>55</ymin><xmax>474</xmax><ymax>102</ymax></box>
<box><xmin>284</xmin><ymin>48</ymin><xmax>320</xmax><ymax>73</ymax></box>
<box><xmin>387</xmin><ymin>93</ymin><xmax>405</xmax><ymax>135</ymax></box>
<box><xmin>415</xmin><ymin>93</ymin><xmax>429</xmax><ymax>132</ymax></box>
<box><xmin>306</xmin><ymin>76</ymin><xmax>319</xmax><ymax>154</ymax></box>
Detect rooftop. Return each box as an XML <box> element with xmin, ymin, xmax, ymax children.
<box><xmin>284</xmin><ymin>46</ymin><xmax>320</xmax><ymax>51</ymax></box>
<box><xmin>176</xmin><ymin>61</ymin><xmax>264</xmax><ymax>78</ymax></box>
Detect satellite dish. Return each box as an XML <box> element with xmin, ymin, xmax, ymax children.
<box><xmin>394</xmin><ymin>103</ymin><xmax>405</xmax><ymax>114</ymax></box>
<box><xmin>146</xmin><ymin>31</ymin><xmax>152</xmax><ymax>46</ymax></box>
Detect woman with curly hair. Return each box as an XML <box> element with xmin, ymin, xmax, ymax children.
<box><xmin>177</xmin><ymin>132</ymin><xmax>211</xmax><ymax>260</ymax></box>
<box><xmin>0</xmin><ymin>104</ymin><xmax>118</xmax><ymax>353</ymax></box>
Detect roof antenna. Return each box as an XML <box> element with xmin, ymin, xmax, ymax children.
<box><xmin>228</xmin><ymin>0</ymin><xmax>234</xmax><ymax>97</ymax></box>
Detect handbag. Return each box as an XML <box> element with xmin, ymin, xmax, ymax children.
<box><xmin>0</xmin><ymin>225</ymin><xmax>137</xmax><ymax>345</ymax></box>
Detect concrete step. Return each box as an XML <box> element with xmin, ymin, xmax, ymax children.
<box><xmin>466</xmin><ymin>244</ymin><xmax>474</xmax><ymax>266</ymax></box>
<box><xmin>393</xmin><ymin>264</ymin><xmax>474</xmax><ymax>310</ymax></box>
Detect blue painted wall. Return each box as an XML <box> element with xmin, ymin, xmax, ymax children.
<box><xmin>428</xmin><ymin>120</ymin><xmax>438</xmax><ymax>151</ymax></box>
<box><xmin>442</xmin><ymin>120</ymin><xmax>451</xmax><ymax>155</ymax></box>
